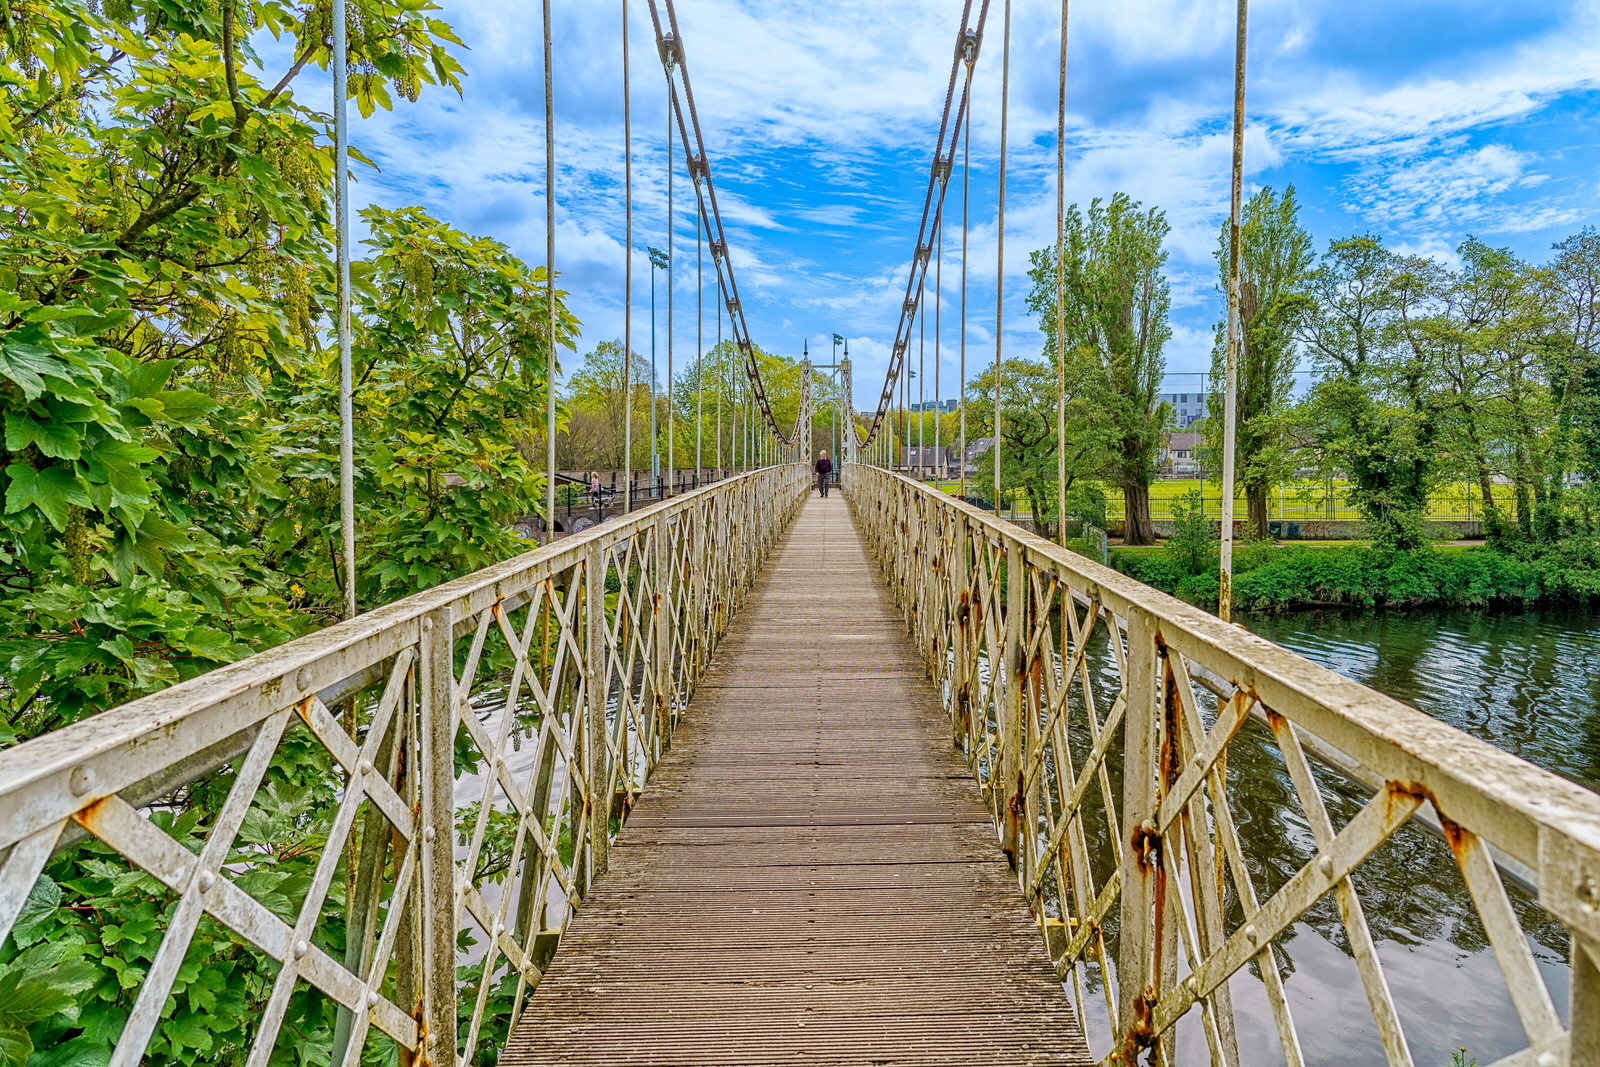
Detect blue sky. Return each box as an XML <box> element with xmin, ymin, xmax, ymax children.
<box><xmin>284</xmin><ymin>0</ymin><xmax>1600</xmax><ymax>408</ymax></box>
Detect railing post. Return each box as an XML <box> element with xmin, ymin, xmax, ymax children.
<box><xmin>653</xmin><ymin>515</ymin><xmax>671</xmax><ymax>753</ymax></box>
<box><xmin>582</xmin><ymin>544</ymin><xmax>609</xmax><ymax>893</ymax></box>
<box><xmin>999</xmin><ymin>539</ymin><xmax>1025</xmax><ymax>871</ymax></box>
<box><xmin>1572</xmin><ymin>937</ymin><xmax>1600</xmax><ymax>1063</ymax></box>
<box><xmin>1116</xmin><ymin>609</ymin><xmax>1162</xmax><ymax>1051</ymax></box>
<box><xmin>952</xmin><ymin>509</ymin><xmax>971</xmax><ymax>752</ymax></box>
<box><xmin>418</xmin><ymin>607</ymin><xmax>458</xmax><ymax>1064</ymax></box>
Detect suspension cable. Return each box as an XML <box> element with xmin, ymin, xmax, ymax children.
<box><xmin>716</xmin><ymin>276</ymin><xmax>723</xmax><ymax>470</ymax></box>
<box><xmin>958</xmin><ymin>42</ymin><xmax>973</xmax><ymax>498</ymax></box>
<box><xmin>332</xmin><ymin>0</ymin><xmax>354</xmax><ymax>614</ymax></box>
<box><xmin>696</xmin><ymin>177</ymin><xmax>703</xmax><ymax>478</ymax></box>
<box><xmin>623</xmin><ymin>0</ymin><xmax>633</xmax><ymax>514</ymax></box>
<box><xmin>1219</xmin><ymin>0</ymin><xmax>1249</xmax><ymax>621</ymax></box>
<box><xmin>542</xmin><ymin>0</ymin><xmax>557</xmax><ymax>541</ymax></box>
<box><xmin>934</xmin><ymin>206</ymin><xmax>942</xmax><ymax>482</ymax></box>
<box><xmin>994</xmin><ymin>0</ymin><xmax>1009</xmax><ymax>517</ymax></box>
<box><xmin>1055</xmin><ymin>0</ymin><xmax>1069</xmax><ymax>545</ymax></box>
<box><xmin>645</xmin><ymin>0</ymin><xmax>798</xmax><ymax>447</ymax></box>
<box><xmin>918</xmin><ymin>257</ymin><xmax>925</xmax><ymax>476</ymax></box>
<box><xmin>665</xmin><ymin>68</ymin><xmax>675</xmax><ymax>490</ymax></box>
<box><xmin>855</xmin><ymin>1</ymin><xmax>991</xmax><ymax>450</ymax></box>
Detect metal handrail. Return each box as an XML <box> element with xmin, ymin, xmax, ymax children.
<box><xmin>0</xmin><ymin>463</ymin><xmax>809</xmax><ymax>1067</ymax></box>
<box><xmin>846</xmin><ymin>462</ymin><xmax>1600</xmax><ymax>1067</ymax></box>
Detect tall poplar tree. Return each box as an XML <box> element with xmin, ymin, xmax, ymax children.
<box><xmin>1033</xmin><ymin>193</ymin><xmax>1172</xmax><ymax>545</ymax></box>
<box><xmin>1204</xmin><ymin>186</ymin><xmax>1314</xmax><ymax>538</ymax></box>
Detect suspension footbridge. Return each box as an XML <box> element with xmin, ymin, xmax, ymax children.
<box><xmin>503</xmin><ymin>495</ymin><xmax>1091</xmax><ymax>1066</ymax></box>
<box><xmin>3</xmin><ymin>0</ymin><xmax>1600</xmax><ymax>1065</ymax></box>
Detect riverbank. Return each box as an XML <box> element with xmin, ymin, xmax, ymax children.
<box><xmin>1111</xmin><ymin>541</ymin><xmax>1600</xmax><ymax>611</ymax></box>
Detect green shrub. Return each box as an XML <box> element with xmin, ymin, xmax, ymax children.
<box><xmin>1165</xmin><ymin>489</ymin><xmax>1217</xmax><ymax>577</ymax></box>
<box><xmin>1113</xmin><ymin>549</ymin><xmax>1185</xmax><ymax>593</ymax></box>
<box><xmin>1176</xmin><ymin>570</ymin><xmax>1220</xmax><ymax>606</ymax></box>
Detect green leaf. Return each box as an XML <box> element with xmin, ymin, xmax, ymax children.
<box><xmin>0</xmin><ymin>344</ymin><xmax>55</xmax><ymax>400</ymax></box>
<box><xmin>4</xmin><ymin>464</ymin><xmax>90</xmax><ymax>531</ymax></box>
<box><xmin>0</xmin><ymin>1024</ymin><xmax>32</xmax><ymax>1067</ymax></box>
<box><xmin>4</xmin><ymin>411</ymin><xmax>83</xmax><ymax>460</ymax></box>
<box><xmin>9</xmin><ymin>876</ymin><xmax>60</xmax><ymax>947</ymax></box>
<box><xmin>153</xmin><ymin>389</ymin><xmax>215</xmax><ymax>425</ymax></box>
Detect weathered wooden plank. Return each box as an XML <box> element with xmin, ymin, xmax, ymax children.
<box><xmin>500</xmin><ymin>495</ymin><xmax>1092</xmax><ymax>1067</ymax></box>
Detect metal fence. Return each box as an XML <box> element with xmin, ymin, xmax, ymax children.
<box><xmin>0</xmin><ymin>464</ymin><xmax>808</xmax><ymax>1067</ymax></box>
<box><xmin>1105</xmin><ymin>482</ymin><xmax>1509</xmax><ymax>527</ymax></box>
<box><xmin>846</xmin><ymin>462</ymin><xmax>1600</xmax><ymax>1066</ymax></box>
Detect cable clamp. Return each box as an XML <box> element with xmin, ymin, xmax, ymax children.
<box><xmin>961</xmin><ymin>32</ymin><xmax>979</xmax><ymax>63</ymax></box>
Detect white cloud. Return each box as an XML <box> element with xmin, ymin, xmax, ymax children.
<box><xmin>266</xmin><ymin>0</ymin><xmax>1600</xmax><ymax>410</ymax></box>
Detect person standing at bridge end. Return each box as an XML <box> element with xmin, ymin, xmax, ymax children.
<box><xmin>814</xmin><ymin>451</ymin><xmax>833</xmax><ymax>498</ymax></box>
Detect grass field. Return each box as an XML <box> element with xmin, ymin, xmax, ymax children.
<box><xmin>924</xmin><ymin>477</ymin><xmax>1514</xmax><ymax>524</ymax></box>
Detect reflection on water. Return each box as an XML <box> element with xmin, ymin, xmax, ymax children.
<box><xmin>1212</xmin><ymin>607</ymin><xmax>1600</xmax><ymax>1065</ymax></box>
<box><xmin>1246</xmin><ymin>608</ymin><xmax>1600</xmax><ymax>794</ymax></box>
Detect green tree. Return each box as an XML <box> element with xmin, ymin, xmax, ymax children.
<box><xmin>1204</xmin><ymin>186</ymin><xmax>1314</xmax><ymax>537</ymax></box>
<box><xmin>1427</xmin><ymin>239</ymin><xmax>1562</xmax><ymax>544</ymax></box>
<box><xmin>967</xmin><ymin>358</ymin><xmax>1102</xmax><ymax>538</ymax></box>
<box><xmin>1553</xmin><ymin>229</ymin><xmax>1600</xmax><ymax>528</ymax></box>
<box><xmin>563</xmin><ymin>340</ymin><xmax>652</xmax><ymax>469</ymax></box>
<box><xmin>1300</xmin><ymin>236</ymin><xmax>1442</xmax><ymax>551</ymax></box>
<box><xmin>0</xmin><ymin>4</ymin><xmax>598</xmax><ymax>1063</ymax></box>
<box><xmin>1</xmin><ymin>0</ymin><xmax>463</xmax><ymax>735</ymax></box>
<box><xmin>348</xmin><ymin>205</ymin><xmax>575</xmax><ymax>597</ymax></box>
<box><xmin>1031</xmin><ymin>193</ymin><xmax>1172</xmax><ymax>544</ymax></box>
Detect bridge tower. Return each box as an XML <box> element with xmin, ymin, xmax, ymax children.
<box><xmin>800</xmin><ymin>354</ymin><xmax>812</xmax><ymax>459</ymax></box>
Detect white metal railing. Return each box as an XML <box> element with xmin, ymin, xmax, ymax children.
<box><xmin>846</xmin><ymin>462</ymin><xmax>1600</xmax><ymax>1067</ymax></box>
<box><xmin>0</xmin><ymin>464</ymin><xmax>808</xmax><ymax>1067</ymax></box>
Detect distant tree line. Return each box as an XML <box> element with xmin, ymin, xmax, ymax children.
<box><xmin>0</xmin><ymin>3</ymin><xmax>566</xmax><ymax>1061</ymax></box>
<box><xmin>556</xmin><ymin>339</ymin><xmax>842</xmax><ymax>471</ymax></box>
<box><xmin>971</xmin><ymin>187</ymin><xmax>1600</xmax><ymax>551</ymax></box>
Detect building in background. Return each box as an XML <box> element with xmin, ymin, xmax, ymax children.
<box><xmin>1160</xmin><ymin>431</ymin><xmax>1204</xmax><ymax>476</ymax></box>
<box><xmin>1159</xmin><ymin>391</ymin><xmax>1209</xmax><ymax>428</ymax></box>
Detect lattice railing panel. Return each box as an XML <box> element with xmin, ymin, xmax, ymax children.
<box><xmin>0</xmin><ymin>465</ymin><xmax>807</xmax><ymax>1067</ymax></box>
<box><xmin>847</xmin><ymin>463</ymin><xmax>1600</xmax><ymax>1067</ymax></box>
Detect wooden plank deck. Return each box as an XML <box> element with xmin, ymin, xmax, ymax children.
<box><xmin>501</xmin><ymin>493</ymin><xmax>1092</xmax><ymax>1066</ymax></box>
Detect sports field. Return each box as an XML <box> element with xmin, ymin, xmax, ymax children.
<box><xmin>927</xmin><ymin>477</ymin><xmax>1514</xmax><ymax>523</ymax></box>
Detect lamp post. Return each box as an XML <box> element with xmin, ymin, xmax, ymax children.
<box><xmin>831</xmin><ymin>333</ymin><xmax>842</xmax><ymax>474</ymax></box>
<box><xmin>648</xmin><ymin>245</ymin><xmax>669</xmax><ymax>491</ymax></box>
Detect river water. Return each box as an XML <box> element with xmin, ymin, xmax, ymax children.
<box><xmin>1193</xmin><ymin>607</ymin><xmax>1600</xmax><ymax>1065</ymax></box>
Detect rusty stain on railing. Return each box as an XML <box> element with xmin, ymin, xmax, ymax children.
<box><xmin>0</xmin><ymin>465</ymin><xmax>808</xmax><ymax>1067</ymax></box>
<box><xmin>845</xmin><ymin>461</ymin><xmax>1600</xmax><ymax>1067</ymax></box>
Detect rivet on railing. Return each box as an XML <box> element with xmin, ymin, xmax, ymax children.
<box><xmin>422</xmin><ymin>618</ymin><xmax>433</xmax><ymax>632</ymax></box>
<box><xmin>69</xmin><ymin>765</ymin><xmax>95</xmax><ymax>796</ymax></box>
<box><xmin>197</xmin><ymin>871</ymin><xmax>215</xmax><ymax>892</ymax></box>
<box><xmin>359</xmin><ymin>759</ymin><xmax>373</xmax><ymax>776</ymax></box>
<box><xmin>367</xmin><ymin>991</ymin><xmax>380</xmax><ymax>1008</ymax></box>
<box><xmin>294</xmin><ymin>940</ymin><xmax>309</xmax><ymax>959</ymax></box>
<box><xmin>296</xmin><ymin>668</ymin><xmax>312</xmax><ymax>691</ymax></box>
<box><xmin>1317</xmin><ymin>855</ymin><xmax>1334</xmax><ymax>879</ymax></box>
<box><xmin>1244</xmin><ymin>924</ymin><xmax>1258</xmax><ymax>944</ymax></box>
<box><xmin>423</xmin><ymin>826</ymin><xmax>436</xmax><ymax>841</ymax></box>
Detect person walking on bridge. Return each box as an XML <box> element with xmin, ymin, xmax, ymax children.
<box><xmin>814</xmin><ymin>451</ymin><xmax>833</xmax><ymax>498</ymax></box>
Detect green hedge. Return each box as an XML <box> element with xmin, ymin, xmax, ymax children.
<box><xmin>1111</xmin><ymin>543</ymin><xmax>1600</xmax><ymax>611</ymax></box>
